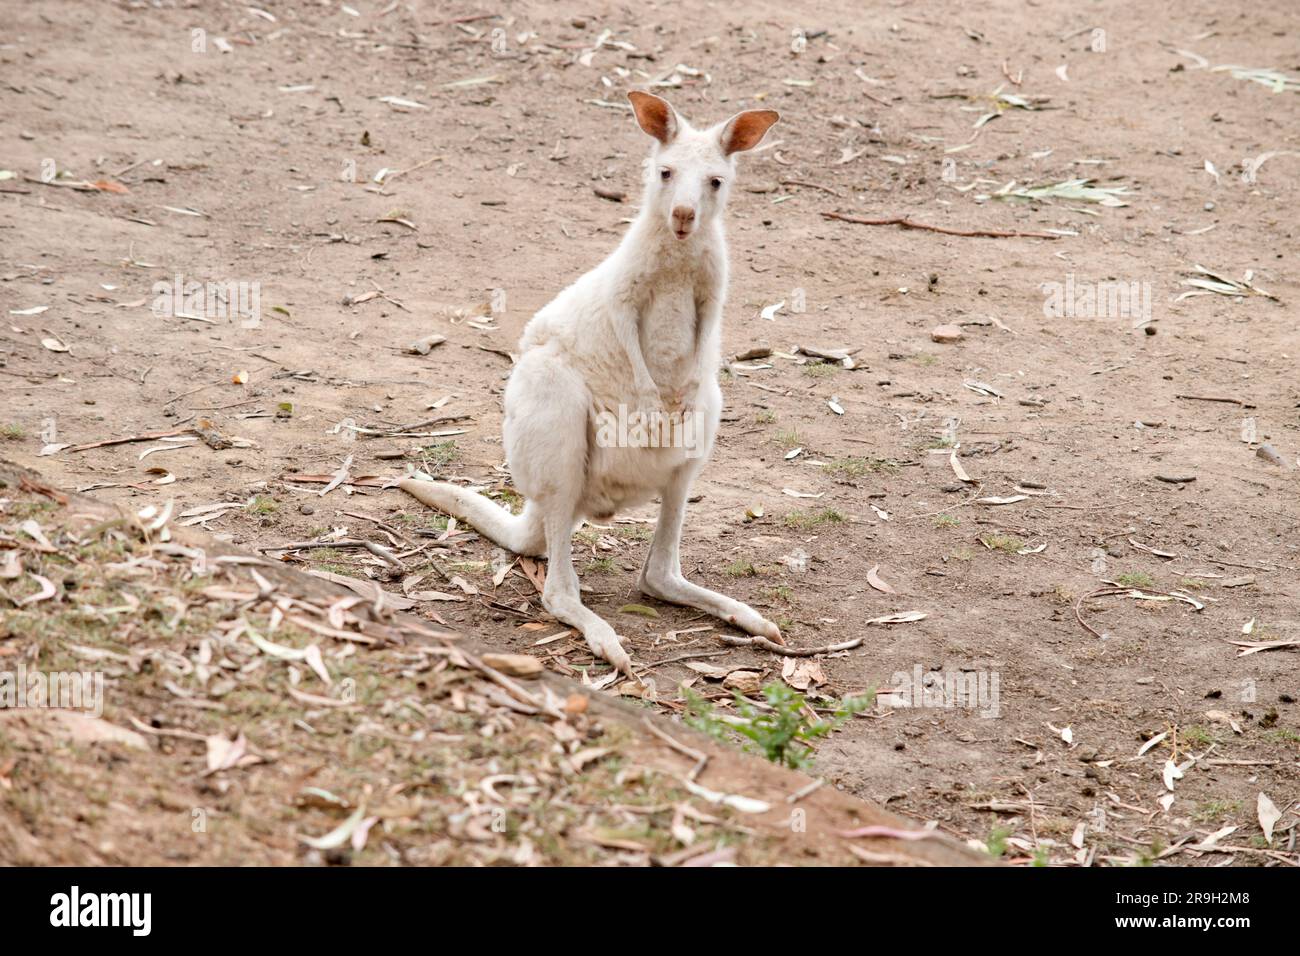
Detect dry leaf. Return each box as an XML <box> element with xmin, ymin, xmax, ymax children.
<box><xmin>866</xmin><ymin>565</ymin><xmax>896</xmax><ymax>594</ymax></box>
<box><xmin>722</xmin><ymin>670</ymin><xmax>763</xmax><ymax>695</ymax></box>
<box><xmin>481</xmin><ymin>653</ymin><xmax>543</xmax><ymax>678</ymax></box>
<box><xmin>1257</xmin><ymin>792</ymin><xmax>1282</xmax><ymax>844</ymax></box>
<box><xmin>1162</xmin><ymin>758</ymin><xmax>1183</xmax><ymax>791</ymax></box>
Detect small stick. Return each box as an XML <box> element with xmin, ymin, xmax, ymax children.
<box><xmin>336</xmin><ymin>510</ymin><xmax>416</xmax><ymax>545</ymax></box>
<box><xmin>1175</xmin><ymin>393</ymin><xmax>1254</xmax><ymax>407</ymax></box>
<box><xmin>259</xmin><ymin>539</ymin><xmax>404</xmax><ymax>568</ymax></box>
<box><xmin>430</xmin><ymin>13</ymin><xmax>500</xmax><ymax>26</ymax></box>
<box><xmin>65</xmin><ymin>427</ymin><xmax>196</xmax><ymax>453</ymax></box>
<box><xmin>642</xmin><ymin>649</ymin><xmax>729</xmax><ymax>669</ymax></box>
<box><xmin>364</xmin><ymin>414</ymin><xmax>472</xmax><ymax>434</ymax></box>
<box><xmin>786</xmin><ymin>777</ymin><xmax>826</xmax><ymax>804</ymax></box>
<box><xmin>113</xmin><ymin>157</ymin><xmax>151</xmax><ymax>178</ymax></box>
<box><xmin>383</xmin><ymin>154</ymin><xmax>445</xmax><ymax>182</ymax></box>
<box><xmin>642</xmin><ymin>717</ymin><xmax>709</xmax><ymax>781</ymax></box>
<box><xmin>369</xmin><ymin>280</ymin><xmax>409</xmax><ymax>312</ymax></box>
<box><xmin>821</xmin><ymin>211</ymin><xmax>1062</xmax><ymax>240</ymax></box>
<box><xmin>718</xmin><ymin>634</ymin><xmax>865</xmax><ymax>656</ymax></box>
<box><xmin>457</xmin><ymin>648</ymin><xmax>564</xmax><ymax>719</ymax></box>
<box><xmin>1074</xmin><ymin>584</ymin><xmax>1203</xmax><ymax>639</ymax></box>
<box><xmin>780</xmin><ymin>179</ymin><xmax>842</xmax><ymax>197</ymax></box>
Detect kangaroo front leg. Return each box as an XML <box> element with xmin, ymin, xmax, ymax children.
<box><xmin>540</xmin><ymin>509</ymin><xmax>634</xmax><ymax>676</ymax></box>
<box><xmin>639</xmin><ymin>466</ymin><xmax>783</xmax><ymax>642</ymax></box>
<box><xmin>611</xmin><ymin>303</ymin><xmax>662</xmax><ymax>414</ymax></box>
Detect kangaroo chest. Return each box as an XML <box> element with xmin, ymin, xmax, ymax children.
<box><xmin>637</xmin><ymin>281</ymin><xmax>701</xmax><ymax>386</ymax></box>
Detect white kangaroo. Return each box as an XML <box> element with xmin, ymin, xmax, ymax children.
<box><xmin>400</xmin><ymin>91</ymin><xmax>782</xmax><ymax>675</ymax></box>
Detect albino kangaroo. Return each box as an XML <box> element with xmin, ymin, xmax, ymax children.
<box><xmin>400</xmin><ymin>91</ymin><xmax>781</xmax><ymax>675</ymax></box>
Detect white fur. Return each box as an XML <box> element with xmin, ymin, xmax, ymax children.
<box><xmin>401</xmin><ymin>93</ymin><xmax>781</xmax><ymax>674</ymax></box>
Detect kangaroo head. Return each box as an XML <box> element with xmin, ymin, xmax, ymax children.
<box><xmin>627</xmin><ymin>91</ymin><xmax>779</xmax><ymax>242</ymax></box>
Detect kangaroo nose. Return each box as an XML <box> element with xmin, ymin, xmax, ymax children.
<box><xmin>672</xmin><ymin>206</ymin><xmax>696</xmax><ymax>226</ymax></box>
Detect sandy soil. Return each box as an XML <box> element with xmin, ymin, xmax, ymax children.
<box><xmin>1</xmin><ymin>464</ymin><xmax>989</xmax><ymax>866</ymax></box>
<box><xmin>2</xmin><ymin>0</ymin><xmax>1298</xmax><ymax>864</ymax></box>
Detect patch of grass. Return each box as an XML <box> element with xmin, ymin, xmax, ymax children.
<box><xmin>1182</xmin><ymin>725</ymin><xmax>1216</xmax><ymax>746</ymax></box>
<box><xmin>584</xmin><ymin>557</ymin><xmax>617</xmax><ymax>574</ymax></box>
<box><xmin>247</xmin><ymin>496</ymin><xmax>279</xmax><ymax>515</ymax></box>
<box><xmin>980</xmin><ymin>533</ymin><xmax>1025</xmax><ymax>554</ymax></box>
<box><xmin>1115</xmin><ymin>571</ymin><xmax>1155</xmax><ymax>589</ymax></box>
<box><xmin>754</xmin><ymin>410</ymin><xmax>778</xmax><ymax>425</ymax></box>
<box><xmin>612</xmin><ymin>525</ymin><xmax>652</xmax><ymax>542</ymax></box>
<box><xmin>801</xmin><ymin>362</ymin><xmax>839</xmax><ymax>379</ymax></box>
<box><xmin>308</xmin><ymin>548</ymin><xmax>346</xmax><ymax>563</ymax></box>
<box><xmin>1267</xmin><ymin>728</ymin><xmax>1300</xmax><ymax>745</ymax></box>
<box><xmin>395</xmin><ymin>510</ymin><xmax>449</xmax><ymax>533</ymax></box>
<box><xmin>783</xmin><ymin>508</ymin><xmax>845</xmax><ymax>531</ymax></box>
<box><xmin>684</xmin><ymin>681</ymin><xmax>874</xmax><ymax>771</ymax></box>
<box><xmin>772</xmin><ymin>428</ymin><xmax>802</xmax><ymax>451</ymax></box>
<box><xmin>823</xmin><ymin>456</ymin><xmax>898</xmax><ymax>479</ymax></box>
<box><xmin>911</xmin><ymin>353</ymin><xmax>938</xmax><ymax>367</ymax></box>
<box><xmin>487</xmin><ymin>487</ymin><xmax>523</xmax><ymax>513</ymax></box>
<box><xmin>0</xmin><ymin>424</ymin><xmax>25</xmax><ymax>441</ymax></box>
<box><xmin>764</xmin><ymin>585</ymin><xmax>793</xmax><ymax>603</ymax></box>
<box><xmin>5</xmin><ymin>499</ymin><xmax>57</xmax><ymax>520</ymax></box>
<box><xmin>418</xmin><ymin>440</ymin><xmax>459</xmax><ymax>469</ymax></box>
<box><xmin>932</xmin><ymin>514</ymin><xmax>960</xmax><ymax>529</ymax></box>
<box><xmin>985</xmin><ymin>825</ymin><xmax>1012</xmax><ymax>859</ymax></box>
<box><xmin>724</xmin><ymin>559</ymin><xmax>758</xmax><ymax>577</ymax></box>
<box><xmin>445</xmin><ymin>560</ymin><xmax>490</xmax><ymax>574</ymax></box>
<box><xmin>1194</xmin><ymin>799</ymin><xmax>1241</xmax><ymax>824</ymax></box>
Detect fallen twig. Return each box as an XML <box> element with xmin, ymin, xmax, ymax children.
<box><xmin>781</xmin><ymin>179</ymin><xmax>842</xmax><ymax>197</ymax></box>
<box><xmin>821</xmin><ymin>211</ymin><xmax>1062</xmax><ymax>240</ymax></box>
<box><xmin>64</xmin><ymin>427</ymin><xmax>195</xmax><ymax>453</ymax></box>
<box><xmin>642</xmin><ymin>717</ymin><xmax>709</xmax><ymax>781</ymax></box>
<box><xmin>642</xmin><ymin>649</ymin><xmax>727</xmax><ymax>669</ymax></box>
<box><xmin>260</xmin><ymin>539</ymin><xmax>404</xmax><ymax>568</ymax></box>
<box><xmin>1175</xmin><ymin>393</ymin><xmax>1255</xmax><ymax>408</ymax></box>
<box><xmin>718</xmin><ymin>634</ymin><xmax>865</xmax><ymax>657</ymax></box>
<box><xmin>1075</xmin><ymin>585</ymin><xmax>1203</xmax><ymax>639</ymax></box>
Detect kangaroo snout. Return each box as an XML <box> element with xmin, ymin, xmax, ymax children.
<box><xmin>671</xmin><ymin>205</ymin><xmax>696</xmax><ymax>238</ymax></box>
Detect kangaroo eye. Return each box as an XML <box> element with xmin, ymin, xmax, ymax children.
<box><xmin>660</xmin><ymin>168</ymin><xmax>672</xmax><ymax>181</ymax></box>
<box><xmin>710</xmin><ymin>177</ymin><xmax>723</xmax><ymax>190</ymax></box>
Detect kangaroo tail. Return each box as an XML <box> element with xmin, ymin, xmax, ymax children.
<box><xmin>398</xmin><ymin>478</ymin><xmax>545</xmax><ymax>557</ymax></box>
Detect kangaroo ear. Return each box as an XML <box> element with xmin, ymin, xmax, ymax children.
<box><xmin>719</xmin><ymin>109</ymin><xmax>780</xmax><ymax>156</ymax></box>
<box><xmin>627</xmin><ymin>91</ymin><xmax>679</xmax><ymax>145</ymax></box>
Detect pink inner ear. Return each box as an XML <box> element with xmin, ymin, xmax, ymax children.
<box><xmin>629</xmin><ymin>92</ymin><xmax>675</xmax><ymax>144</ymax></box>
<box><xmin>724</xmin><ymin>110</ymin><xmax>779</xmax><ymax>155</ymax></box>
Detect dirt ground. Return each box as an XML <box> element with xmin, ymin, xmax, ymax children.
<box><xmin>1</xmin><ymin>465</ymin><xmax>989</xmax><ymax>866</ymax></box>
<box><xmin>2</xmin><ymin>0</ymin><xmax>1298</xmax><ymax>865</ymax></box>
